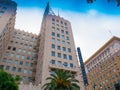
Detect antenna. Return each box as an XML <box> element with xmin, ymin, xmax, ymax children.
<box><xmin>58</xmin><ymin>9</ymin><xmax>60</xmax><ymax>17</ymax></box>
<box><xmin>108</xmin><ymin>30</ymin><xmax>113</xmax><ymax>37</ymax></box>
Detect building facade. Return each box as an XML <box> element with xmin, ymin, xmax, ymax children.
<box><xmin>85</xmin><ymin>36</ymin><xmax>120</xmax><ymax>90</ymax></box>
<box><xmin>0</xmin><ymin>0</ymin><xmax>17</xmax><ymax>59</ymax></box>
<box><xmin>35</xmin><ymin>2</ymin><xmax>84</xmax><ymax>89</ymax></box>
<box><xmin>0</xmin><ymin>0</ymin><xmax>85</xmax><ymax>89</ymax></box>
<box><xmin>0</xmin><ymin>29</ymin><xmax>38</xmax><ymax>83</ymax></box>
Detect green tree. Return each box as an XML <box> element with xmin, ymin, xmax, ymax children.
<box><xmin>0</xmin><ymin>69</ymin><xmax>21</xmax><ymax>90</ymax></box>
<box><xmin>42</xmin><ymin>69</ymin><xmax>80</xmax><ymax>90</ymax></box>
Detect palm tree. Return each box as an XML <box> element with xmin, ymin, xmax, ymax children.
<box><xmin>0</xmin><ymin>69</ymin><xmax>21</xmax><ymax>90</ymax></box>
<box><xmin>42</xmin><ymin>69</ymin><xmax>80</xmax><ymax>90</ymax></box>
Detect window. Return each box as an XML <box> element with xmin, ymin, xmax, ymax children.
<box><xmin>30</xmin><ymin>63</ymin><xmax>33</xmax><ymax>67</ymax></box>
<box><xmin>61</xmin><ymin>30</ymin><xmax>64</xmax><ymax>34</ymax></box>
<box><xmin>20</xmin><ymin>61</ymin><xmax>23</xmax><ymax>66</ymax></box>
<box><xmin>67</xmin><ymin>42</ymin><xmax>70</xmax><ymax>46</ymax></box>
<box><xmin>52</xmin><ymin>32</ymin><xmax>55</xmax><ymax>36</ymax></box>
<box><xmin>68</xmin><ymin>48</ymin><xmax>71</xmax><ymax>53</ymax></box>
<box><xmin>51</xmin><ymin>60</ymin><xmax>55</xmax><ymax>64</ymax></box>
<box><xmin>5</xmin><ymin>52</ymin><xmax>9</xmax><ymax>56</ymax></box>
<box><xmin>24</xmin><ymin>69</ymin><xmax>27</xmax><ymax>74</ymax></box>
<box><xmin>2</xmin><ymin>58</ymin><xmax>6</xmax><ymax>62</ymax></box>
<box><xmin>27</xmin><ymin>56</ymin><xmax>30</xmax><ymax>60</ymax></box>
<box><xmin>57</xmin><ymin>39</ymin><xmax>60</xmax><ymax>44</ymax></box>
<box><xmin>29</xmin><ymin>45</ymin><xmax>32</xmax><ymax>49</ymax></box>
<box><xmin>61</xmin><ymin>35</ymin><xmax>65</xmax><ymax>39</ymax></box>
<box><xmin>66</xmin><ymin>36</ymin><xmax>69</xmax><ymax>40</ymax></box>
<box><xmin>64</xmin><ymin>62</ymin><xmax>68</xmax><ymax>67</ymax></box>
<box><xmin>18</xmin><ymin>68</ymin><xmax>21</xmax><ymax>72</ymax></box>
<box><xmin>14</xmin><ymin>60</ymin><xmax>18</xmax><ymax>64</ymax></box>
<box><xmin>12</xmin><ymin>67</ymin><xmax>16</xmax><ymax>72</ymax></box>
<box><xmin>62</xmin><ymin>40</ymin><xmax>65</xmax><ymax>44</ymax></box>
<box><xmin>57</xmin><ymin>34</ymin><xmax>60</xmax><ymax>38</ymax></box>
<box><xmin>8</xmin><ymin>59</ymin><xmax>12</xmax><ymax>64</ymax></box>
<box><xmin>63</xmin><ymin>54</ymin><xmax>67</xmax><ymax>59</ymax></box>
<box><xmin>25</xmin><ymin>62</ymin><xmax>29</xmax><ymax>66</ymax></box>
<box><xmin>65</xmin><ymin>22</ymin><xmax>67</xmax><ymax>26</ymax></box>
<box><xmin>58</xmin><ymin>53</ymin><xmax>61</xmax><ymax>58</ymax></box>
<box><xmin>52</xmin><ymin>18</ymin><xmax>55</xmax><ymax>21</ymax></box>
<box><xmin>70</xmin><ymin>63</ymin><xmax>73</xmax><ymax>68</ymax></box>
<box><xmin>8</xmin><ymin>46</ymin><xmax>11</xmax><ymax>50</ymax></box>
<box><xmin>16</xmin><ymin>54</ymin><xmax>20</xmax><ymax>58</ymax></box>
<box><xmin>28</xmin><ymin>51</ymin><xmax>31</xmax><ymax>54</ymax></box>
<box><xmin>22</xmin><ymin>76</ymin><xmax>26</xmax><ymax>81</ymax></box>
<box><xmin>18</xmin><ymin>49</ymin><xmax>21</xmax><ymax>52</ymax></box>
<box><xmin>52</xmin><ymin>44</ymin><xmax>55</xmax><ymax>49</ymax></box>
<box><xmin>6</xmin><ymin>66</ymin><xmax>10</xmax><ymax>71</ymax></box>
<box><xmin>13</xmin><ymin>47</ymin><xmax>16</xmax><ymax>51</ymax></box>
<box><xmin>52</xmin><ymin>38</ymin><xmax>55</xmax><ymax>42</ymax></box>
<box><xmin>23</xmin><ymin>50</ymin><xmax>26</xmax><ymax>53</ymax></box>
<box><xmin>21</xmin><ymin>56</ymin><xmax>25</xmax><ymax>59</ymax></box>
<box><xmin>58</xmin><ymin>61</ymin><xmax>62</xmax><ymax>66</ymax></box>
<box><xmin>28</xmin><ymin>77</ymin><xmax>32</xmax><ymax>82</ymax></box>
<box><xmin>10</xmin><ymin>53</ymin><xmax>14</xmax><ymax>57</ymax></box>
<box><xmin>30</xmin><ymin>70</ymin><xmax>32</xmax><ymax>75</ymax></box>
<box><xmin>69</xmin><ymin>55</ymin><xmax>72</xmax><ymax>60</ymax></box>
<box><xmin>57</xmin><ymin>46</ymin><xmax>61</xmax><ymax>50</ymax></box>
<box><xmin>51</xmin><ymin>51</ymin><xmax>55</xmax><ymax>56</ymax></box>
<box><xmin>66</xmin><ymin>31</ymin><xmax>69</xmax><ymax>35</ymax></box>
<box><xmin>63</xmin><ymin>47</ymin><xmax>66</xmax><ymax>51</ymax></box>
<box><xmin>61</xmin><ymin>21</ymin><xmax>63</xmax><ymax>24</ymax></box>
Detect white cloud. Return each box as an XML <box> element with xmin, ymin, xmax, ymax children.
<box><xmin>15</xmin><ymin>7</ymin><xmax>120</xmax><ymax>61</ymax></box>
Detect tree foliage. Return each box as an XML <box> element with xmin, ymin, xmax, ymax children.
<box><xmin>0</xmin><ymin>69</ymin><xmax>21</xmax><ymax>90</ymax></box>
<box><xmin>42</xmin><ymin>69</ymin><xmax>80</xmax><ymax>90</ymax></box>
<box><xmin>87</xmin><ymin>0</ymin><xmax>120</xmax><ymax>6</ymax></box>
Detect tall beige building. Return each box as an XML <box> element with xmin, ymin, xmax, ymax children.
<box><xmin>35</xmin><ymin>2</ymin><xmax>84</xmax><ymax>89</ymax></box>
<box><xmin>0</xmin><ymin>0</ymin><xmax>17</xmax><ymax>58</ymax></box>
<box><xmin>0</xmin><ymin>0</ymin><xmax>84</xmax><ymax>89</ymax></box>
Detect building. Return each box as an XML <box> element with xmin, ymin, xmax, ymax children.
<box><xmin>0</xmin><ymin>0</ymin><xmax>17</xmax><ymax>59</ymax></box>
<box><xmin>0</xmin><ymin>0</ymin><xmax>84</xmax><ymax>89</ymax></box>
<box><xmin>85</xmin><ymin>36</ymin><xmax>120</xmax><ymax>90</ymax></box>
<box><xmin>35</xmin><ymin>2</ymin><xmax>84</xmax><ymax>89</ymax></box>
<box><xmin>0</xmin><ymin>29</ymin><xmax>38</xmax><ymax>83</ymax></box>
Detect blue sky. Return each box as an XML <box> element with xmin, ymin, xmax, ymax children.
<box><xmin>13</xmin><ymin>0</ymin><xmax>120</xmax><ymax>15</ymax></box>
<box><xmin>13</xmin><ymin>0</ymin><xmax>120</xmax><ymax>61</ymax></box>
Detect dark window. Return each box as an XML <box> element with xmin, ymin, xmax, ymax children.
<box><xmin>20</xmin><ymin>61</ymin><xmax>23</xmax><ymax>66</ymax></box>
<box><xmin>6</xmin><ymin>66</ymin><xmax>10</xmax><ymax>71</ymax></box>
<box><xmin>8</xmin><ymin>46</ymin><xmax>11</xmax><ymax>50</ymax></box>
<box><xmin>66</xmin><ymin>31</ymin><xmax>69</xmax><ymax>35</ymax></box>
<box><xmin>63</xmin><ymin>54</ymin><xmax>67</xmax><ymax>59</ymax></box>
<box><xmin>52</xmin><ymin>32</ymin><xmax>55</xmax><ymax>36</ymax></box>
<box><xmin>63</xmin><ymin>47</ymin><xmax>66</xmax><ymax>51</ymax></box>
<box><xmin>52</xmin><ymin>44</ymin><xmax>55</xmax><ymax>49</ymax></box>
<box><xmin>64</xmin><ymin>62</ymin><xmax>68</xmax><ymax>67</ymax></box>
<box><xmin>57</xmin><ymin>34</ymin><xmax>60</xmax><ymax>38</ymax></box>
<box><xmin>12</xmin><ymin>67</ymin><xmax>16</xmax><ymax>72</ymax></box>
<box><xmin>25</xmin><ymin>62</ymin><xmax>29</xmax><ymax>66</ymax></box>
<box><xmin>70</xmin><ymin>63</ymin><xmax>73</xmax><ymax>68</ymax></box>
<box><xmin>51</xmin><ymin>60</ymin><xmax>55</xmax><ymax>64</ymax></box>
<box><xmin>51</xmin><ymin>51</ymin><xmax>55</xmax><ymax>56</ymax></box>
<box><xmin>58</xmin><ymin>53</ymin><xmax>61</xmax><ymax>58</ymax></box>
<box><xmin>13</xmin><ymin>47</ymin><xmax>16</xmax><ymax>51</ymax></box>
<box><xmin>57</xmin><ymin>46</ymin><xmax>61</xmax><ymax>50</ymax></box>
<box><xmin>18</xmin><ymin>68</ymin><xmax>21</xmax><ymax>72</ymax></box>
<box><xmin>68</xmin><ymin>48</ymin><xmax>71</xmax><ymax>53</ymax></box>
<box><xmin>69</xmin><ymin>55</ymin><xmax>72</xmax><ymax>60</ymax></box>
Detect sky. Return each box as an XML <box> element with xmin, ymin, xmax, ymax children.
<box><xmin>13</xmin><ymin>0</ymin><xmax>120</xmax><ymax>61</ymax></box>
